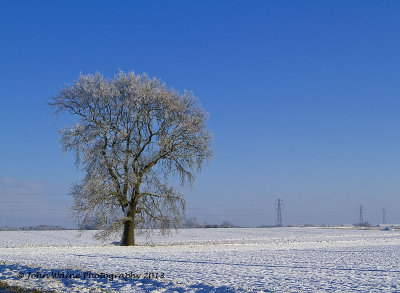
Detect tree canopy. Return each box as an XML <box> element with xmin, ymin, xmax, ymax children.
<box><xmin>50</xmin><ymin>71</ymin><xmax>213</xmax><ymax>245</ymax></box>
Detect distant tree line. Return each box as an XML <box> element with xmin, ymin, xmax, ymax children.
<box><xmin>354</xmin><ymin>221</ymin><xmax>371</xmax><ymax>227</ymax></box>
<box><xmin>182</xmin><ymin>217</ymin><xmax>241</xmax><ymax>228</ymax></box>
<box><xmin>78</xmin><ymin>215</ymin><xmax>241</xmax><ymax>230</ymax></box>
<box><xmin>0</xmin><ymin>225</ymin><xmax>69</xmax><ymax>231</ymax></box>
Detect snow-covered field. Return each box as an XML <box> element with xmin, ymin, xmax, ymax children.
<box><xmin>1</xmin><ymin>227</ymin><xmax>400</xmax><ymax>292</ymax></box>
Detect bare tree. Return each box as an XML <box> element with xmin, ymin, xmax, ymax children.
<box><xmin>50</xmin><ymin>71</ymin><xmax>213</xmax><ymax>246</ymax></box>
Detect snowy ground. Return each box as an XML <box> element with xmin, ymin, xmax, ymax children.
<box><xmin>1</xmin><ymin>227</ymin><xmax>400</xmax><ymax>292</ymax></box>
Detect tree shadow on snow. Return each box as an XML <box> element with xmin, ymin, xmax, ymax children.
<box><xmin>0</xmin><ymin>263</ymin><xmax>253</xmax><ymax>292</ymax></box>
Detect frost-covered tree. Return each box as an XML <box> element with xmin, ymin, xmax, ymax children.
<box><xmin>50</xmin><ymin>71</ymin><xmax>213</xmax><ymax>246</ymax></box>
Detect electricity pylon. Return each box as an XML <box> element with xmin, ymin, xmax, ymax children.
<box><xmin>359</xmin><ymin>205</ymin><xmax>364</xmax><ymax>225</ymax></box>
<box><xmin>275</xmin><ymin>199</ymin><xmax>283</xmax><ymax>227</ymax></box>
<box><xmin>382</xmin><ymin>208</ymin><xmax>386</xmax><ymax>224</ymax></box>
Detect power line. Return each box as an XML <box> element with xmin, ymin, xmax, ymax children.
<box><xmin>0</xmin><ymin>207</ymin><xmax>68</xmax><ymax>211</ymax></box>
<box><xmin>0</xmin><ymin>193</ymin><xmax>69</xmax><ymax>196</ymax></box>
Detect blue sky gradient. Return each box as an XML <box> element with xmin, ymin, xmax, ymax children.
<box><xmin>1</xmin><ymin>0</ymin><xmax>400</xmax><ymax>227</ymax></box>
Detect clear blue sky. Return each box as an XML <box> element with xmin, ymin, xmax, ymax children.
<box><xmin>1</xmin><ymin>0</ymin><xmax>400</xmax><ymax>227</ymax></box>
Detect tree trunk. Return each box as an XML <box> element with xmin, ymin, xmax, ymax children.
<box><xmin>120</xmin><ymin>191</ymin><xmax>138</xmax><ymax>246</ymax></box>
<box><xmin>120</xmin><ymin>219</ymin><xmax>135</xmax><ymax>246</ymax></box>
